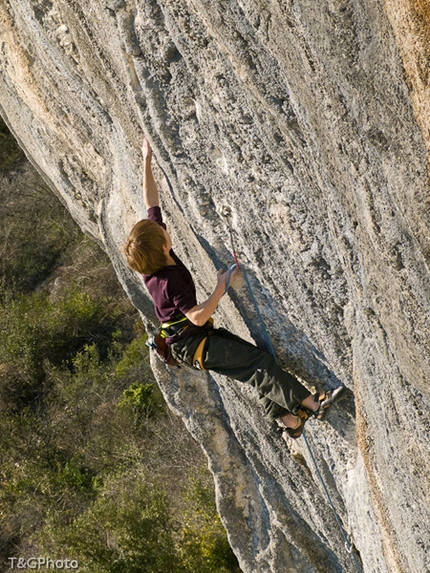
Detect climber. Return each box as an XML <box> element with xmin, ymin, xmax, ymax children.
<box><xmin>124</xmin><ymin>139</ymin><xmax>345</xmax><ymax>439</ymax></box>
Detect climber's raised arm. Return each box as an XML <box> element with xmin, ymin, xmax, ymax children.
<box><xmin>142</xmin><ymin>139</ymin><xmax>159</xmax><ymax>209</ymax></box>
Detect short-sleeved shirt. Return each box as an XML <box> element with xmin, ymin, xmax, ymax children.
<box><xmin>142</xmin><ymin>206</ymin><xmax>197</xmax><ymax>326</ymax></box>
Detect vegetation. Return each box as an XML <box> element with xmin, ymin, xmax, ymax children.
<box><xmin>0</xmin><ymin>120</ymin><xmax>240</xmax><ymax>572</ymax></box>
<box><xmin>0</xmin><ymin>118</ymin><xmax>25</xmax><ymax>172</ymax></box>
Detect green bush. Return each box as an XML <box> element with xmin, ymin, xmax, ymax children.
<box><xmin>0</xmin><ymin>171</ymin><xmax>80</xmax><ymax>294</ymax></box>
<box><xmin>114</xmin><ymin>335</ymin><xmax>149</xmax><ymax>378</ymax></box>
<box><xmin>117</xmin><ymin>382</ymin><xmax>161</xmax><ymax>420</ymax></box>
<box><xmin>52</xmin><ymin>456</ymin><xmax>98</xmax><ymax>493</ymax></box>
<box><xmin>40</xmin><ymin>474</ymin><xmax>180</xmax><ymax>573</ymax></box>
<box><xmin>0</xmin><ymin>286</ymin><xmax>120</xmax><ymax>412</ymax></box>
<box><xmin>40</xmin><ymin>285</ymin><xmax>119</xmax><ymax>364</ymax></box>
<box><xmin>0</xmin><ymin>118</ymin><xmax>24</xmax><ymax>171</ymax></box>
<box><xmin>178</xmin><ymin>476</ymin><xmax>241</xmax><ymax>573</ymax></box>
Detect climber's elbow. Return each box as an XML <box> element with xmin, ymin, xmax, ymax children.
<box><xmin>185</xmin><ymin>306</ymin><xmax>211</xmax><ymax>327</ymax></box>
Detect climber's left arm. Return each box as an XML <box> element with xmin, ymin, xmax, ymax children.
<box><xmin>142</xmin><ymin>139</ymin><xmax>159</xmax><ymax>209</ymax></box>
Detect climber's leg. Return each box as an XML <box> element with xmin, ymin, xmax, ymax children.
<box><xmin>171</xmin><ymin>328</ymin><xmax>346</xmax><ymax>439</ymax></box>
<box><xmin>202</xmin><ymin>328</ymin><xmax>311</xmax><ymax>414</ymax></box>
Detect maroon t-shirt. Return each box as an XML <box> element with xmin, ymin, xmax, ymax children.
<box><xmin>142</xmin><ymin>206</ymin><xmax>197</xmax><ymax>324</ymax></box>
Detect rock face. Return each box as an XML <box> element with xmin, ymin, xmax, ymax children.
<box><xmin>1</xmin><ymin>1</ymin><xmax>429</xmax><ymax>572</ymax></box>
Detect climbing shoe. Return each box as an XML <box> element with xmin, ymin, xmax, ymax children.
<box><xmin>283</xmin><ymin>407</ymin><xmax>312</xmax><ymax>439</ymax></box>
<box><xmin>312</xmin><ymin>386</ymin><xmax>346</xmax><ymax>421</ymax></box>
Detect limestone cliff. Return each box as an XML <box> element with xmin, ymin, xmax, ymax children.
<box><xmin>1</xmin><ymin>1</ymin><xmax>429</xmax><ymax>572</ymax></box>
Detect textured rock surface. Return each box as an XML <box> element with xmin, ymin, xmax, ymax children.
<box><xmin>1</xmin><ymin>1</ymin><xmax>429</xmax><ymax>572</ymax></box>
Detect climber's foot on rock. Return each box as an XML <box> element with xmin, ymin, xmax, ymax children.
<box><xmin>311</xmin><ymin>386</ymin><xmax>346</xmax><ymax>421</ymax></box>
<box><xmin>280</xmin><ymin>407</ymin><xmax>312</xmax><ymax>439</ymax></box>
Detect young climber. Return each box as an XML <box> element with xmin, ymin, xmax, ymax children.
<box><xmin>124</xmin><ymin>140</ymin><xmax>345</xmax><ymax>438</ymax></box>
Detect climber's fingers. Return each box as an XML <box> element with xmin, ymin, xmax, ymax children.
<box><xmin>142</xmin><ymin>139</ymin><xmax>152</xmax><ymax>161</ymax></box>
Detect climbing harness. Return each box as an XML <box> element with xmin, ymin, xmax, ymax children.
<box><xmin>146</xmin><ymin>313</ymin><xmax>190</xmax><ymax>367</ymax></box>
<box><xmin>193</xmin><ymin>336</ymin><xmax>208</xmax><ymax>370</ymax></box>
<box><xmin>160</xmin><ymin>315</ymin><xmax>190</xmax><ymax>337</ymax></box>
<box><xmin>147</xmin><ymin>311</ymin><xmax>215</xmax><ymax>370</ymax></box>
<box><xmin>218</xmin><ymin>205</ymin><xmax>364</xmax><ymax>573</ymax></box>
<box><xmin>146</xmin><ymin>333</ymin><xmax>179</xmax><ymax>367</ymax></box>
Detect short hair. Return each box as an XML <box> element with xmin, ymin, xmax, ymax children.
<box><xmin>124</xmin><ymin>219</ymin><xmax>167</xmax><ymax>274</ymax></box>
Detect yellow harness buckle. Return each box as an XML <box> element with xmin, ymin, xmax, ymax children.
<box><xmin>160</xmin><ymin>315</ymin><xmax>190</xmax><ymax>338</ymax></box>
<box><xmin>193</xmin><ymin>337</ymin><xmax>208</xmax><ymax>370</ymax></box>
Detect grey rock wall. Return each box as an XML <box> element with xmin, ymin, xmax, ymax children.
<box><xmin>1</xmin><ymin>1</ymin><xmax>429</xmax><ymax>572</ymax></box>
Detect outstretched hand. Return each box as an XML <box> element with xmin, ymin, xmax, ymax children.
<box><xmin>217</xmin><ymin>264</ymin><xmax>240</xmax><ymax>292</ymax></box>
<box><xmin>142</xmin><ymin>139</ymin><xmax>152</xmax><ymax>162</ymax></box>
<box><xmin>185</xmin><ymin>265</ymin><xmax>240</xmax><ymax>326</ymax></box>
<box><xmin>142</xmin><ymin>139</ymin><xmax>159</xmax><ymax>208</ymax></box>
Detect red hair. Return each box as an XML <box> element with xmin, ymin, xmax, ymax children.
<box><xmin>124</xmin><ymin>219</ymin><xmax>167</xmax><ymax>274</ymax></box>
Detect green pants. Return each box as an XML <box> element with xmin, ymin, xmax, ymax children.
<box><xmin>170</xmin><ymin>327</ymin><xmax>310</xmax><ymax>420</ymax></box>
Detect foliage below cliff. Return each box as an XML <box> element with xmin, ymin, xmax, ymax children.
<box><xmin>0</xmin><ymin>124</ymin><xmax>240</xmax><ymax>573</ymax></box>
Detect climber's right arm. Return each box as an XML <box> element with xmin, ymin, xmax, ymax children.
<box><xmin>142</xmin><ymin>139</ymin><xmax>159</xmax><ymax>209</ymax></box>
<box><xmin>185</xmin><ymin>267</ymin><xmax>240</xmax><ymax>326</ymax></box>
